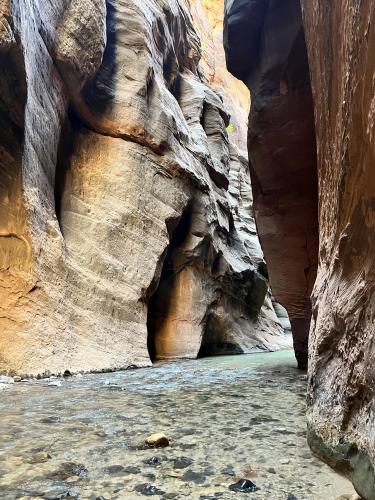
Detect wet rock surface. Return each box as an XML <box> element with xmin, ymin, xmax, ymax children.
<box><xmin>223</xmin><ymin>0</ymin><xmax>319</xmax><ymax>369</ymax></box>
<box><xmin>0</xmin><ymin>352</ymin><xmax>355</xmax><ymax>499</ymax></box>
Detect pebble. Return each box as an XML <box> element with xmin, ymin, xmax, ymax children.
<box><xmin>48</xmin><ymin>380</ymin><xmax>62</xmax><ymax>387</ymax></box>
<box><xmin>229</xmin><ymin>479</ymin><xmax>260</xmax><ymax>493</ymax></box>
<box><xmin>103</xmin><ymin>465</ymin><xmax>126</xmax><ymax>476</ymax></box>
<box><xmin>181</xmin><ymin>469</ymin><xmax>206</xmax><ymax>485</ymax></box>
<box><xmin>28</xmin><ymin>451</ymin><xmax>52</xmax><ymax>464</ymax></box>
<box><xmin>47</xmin><ymin>462</ymin><xmax>88</xmax><ymax>481</ymax></box>
<box><xmin>134</xmin><ymin>483</ymin><xmax>165</xmax><ymax>496</ymax></box>
<box><xmin>144</xmin><ymin>456</ymin><xmax>163</xmax><ymax>466</ymax></box>
<box><xmin>145</xmin><ymin>433</ymin><xmax>170</xmax><ymax>447</ymax></box>
<box><xmin>173</xmin><ymin>457</ymin><xmax>193</xmax><ymax>469</ymax></box>
<box><xmin>40</xmin><ymin>416</ymin><xmax>61</xmax><ymax>424</ymax></box>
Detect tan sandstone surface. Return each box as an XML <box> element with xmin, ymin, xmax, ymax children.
<box><xmin>0</xmin><ymin>0</ymin><xmax>289</xmax><ymax>376</ymax></box>
<box><xmin>224</xmin><ymin>0</ymin><xmax>375</xmax><ymax>497</ymax></box>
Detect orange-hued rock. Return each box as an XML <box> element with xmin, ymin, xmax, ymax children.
<box><xmin>0</xmin><ymin>0</ymin><xmax>289</xmax><ymax>376</ymax></box>
<box><xmin>301</xmin><ymin>1</ymin><xmax>375</xmax><ymax>497</ymax></box>
<box><xmin>224</xmin><ymin>0</ymin><xmax>375</xmax><ymax>496</ymax></box>
<box><xmin>189</xmin><ymin>0</ymin><xmax>250</xmax><ymax>150</ymax></box>
<box><xmin>224</xmin><ymin>0</ymin><xmax>319</xmax><ymax>368</ymax></box>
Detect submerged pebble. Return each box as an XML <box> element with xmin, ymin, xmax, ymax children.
<box><xmin>229</xmin><ymin>478</ymin><xmax>260</xmax><ymax>493</ymax></box>
<box><xmin>0</xmin><ymin>352</ymin><xmax>357</xmax><ymax>500</ymax></box>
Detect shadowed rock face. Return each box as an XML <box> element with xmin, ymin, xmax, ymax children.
<box><xmin>301</xmin><ymin>1</ymin><xmax>375</xmax><ymax>498</ymax></box>
<box><xmin>224</xmin><ymin>0</ymin><xmax>319</xmax><ymax>369</ymax></box>
<box><xmin>0</xmin><ymin>0</ymin><xmax>289</xmax><ymax>376</ymax></box>
<box><xmin>225</xmin><ymin>0</ymin><xmax>375</xmax><ymax>496</ymax></box>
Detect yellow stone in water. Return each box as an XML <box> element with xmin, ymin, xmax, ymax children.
<box><xmin>145</xmin><ymin>432</ymin><xmax>169</xmax><ymax>447</ymax></box>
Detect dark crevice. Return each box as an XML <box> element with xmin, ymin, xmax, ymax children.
<box><xmin>198</xmin><ymin>313</ymin><xmax>244</xmax><ymax>358</ymax></box>
<box><xmin>147</xmin><ymin>203</ymin><xmax>193</xmax><ymax>362</ymax></box>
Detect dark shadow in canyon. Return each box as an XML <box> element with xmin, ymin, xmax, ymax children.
<box><xmin>147</xmin><ymin>204</ymin><xmax>193</xmax><ymax>362</ymax></box>
<box><xmin>224</xmin><ymin>0</ymin><xmax>319</xmax><ymax>369</ymax></box>
<box><xmin>82</xmin><ymin>0</ymin><xmax>118</xmax><ymax>114</ymax></box>
<box><xmin>0</xmin><ymin>43</ymin><xmax>29</xmax><ymax>271</ymax></box>
<box><xmin>55</xmin><ymin>0</ymin><xmax>119</xmax><ymax>231</ymax></box>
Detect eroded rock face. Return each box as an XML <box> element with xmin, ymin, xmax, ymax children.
<box><xmin>224</xmin><ymin>0</ymin><xmax>319</xmax><ymax>369</ymax></box>
<box><xmin>224</xmin><ymin>0</ymin><xmax>375</xmax><ymax>496</ymax></box>
<box><xmin>301</xmin><ymin>2</ymin><xmax>375</xmax><ymax>497</ymax></box>
<box><xmin>0</xmin><ymin>0</ymin><xmax>288</xmax><ymax>376</ymax></box>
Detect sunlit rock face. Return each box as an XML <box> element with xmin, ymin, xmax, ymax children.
<box><xmin>0</xmin><ymin>0</ymin><xmax>288</xmax><ymax>376</ymax></box>
<box><xmin>224</xmin><ymin>0</ymin><xmax>319</xmax><ymax>369</ymax></box>
<box><xmin>224</xmin><ymin>0</ymin><xmax>375</xmax><ymax>496</ymax></box>
<box><xmin>301</xmin><ymin>1</ymin><xmax>375</xmax><ymax>498</ymax></box>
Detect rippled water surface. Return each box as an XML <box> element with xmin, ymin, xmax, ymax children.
<box><xmin>0</xmin><ymin>351</ymin><xmax>356</xmax><ymax>499</ymax></box>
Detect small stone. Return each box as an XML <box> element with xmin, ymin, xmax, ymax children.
<box><xmin>287</xmin><ymin>494</ymin><xmax>299</xmax><ymax>500</ymax></box>
<box><xmin>181</xmin><ymin>469</ymin><xmax>206</xmax><ymax>485</ymax></box>
<box><xmin>0</xmin><ymin>375</ymin><xmax>14</xmax><ymax>384</ymax></box>
<box><xmin>134</xmin><ymin>484</ymin><xmax>165</xmax><ymax>496</ymax></box>
<box><xmin>229</xmin><ymin>479</ymin><xmax>260</xmax><ymax>493</ymax></box>
<box><xmin>281</xmin><ymin>459</ymin><xmax>291</xmax><ymax>465</ymax></box>
<box><xmin>13</xmin><ymin>376</ymin><xmax>22</xmax><ymax>382</ymax></box>
<box><xmin>48</xmin><ymin>380</ymin><xmax>62</xmax><ymax>387</ymax></box>
<box><xmin>173</xmin><ymin>457</ymin><xmax>193</xmax><ymax>469</ymax></box>
<box><xmin>43</xmin><ymin>490</ymin><xmax>74</xmax><ymax>499</ymax></box>
<box><xmin>48</xmin><ymin>462</ymin><xmax>88</xmax><ymax>481</ymax></box>
<box><xmin>123</xmin><ymin>465</ymin><xmax>141</xmax><ymax>474</ymax></box>
<box><xmin>28</xmin><ymin>451</ymin><xmax>52</xmax><ymax>464</ymax></box>
<box><xmin>103</xmin><ymin>465</ymin><xmax>126</xmax><ymax>476</ymax></box>
<box><xmin>221</xmin><ymin>466</ymin><xmax>235</xmax><ymax>476</ymax></box>
<box><xmin>144</xmin><ymin>456</ymin><xmax>163</xmax><ymax>466</ymax></box>
<box><xmin>40</xmin><ymin>416</ymin><xmax>61</xmax><ymax>424</ymax></box>
<box><xmin>145</xmin><ymin>433</ymin><xmax>169</xmax><ymax>447</ymax></box>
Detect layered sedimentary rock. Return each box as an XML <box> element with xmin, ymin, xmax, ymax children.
<box><xmin>224</xmin><ymin>0</ymin><xmax>319</xmax><ymax>369</ymax></box>
<box><xmin>0</xmin><ymin>0</ymin><xmax>288</xmax><ymax>376</ymax></box>
<box><xmin>301</xmin><ymin>2</ymin><xmax>375</xmax><ymax>498</ymax></box>
<box><xmin>224</xmin><ymin>0</ymin><xmax>375</xmax><ymax>497</ymax></box>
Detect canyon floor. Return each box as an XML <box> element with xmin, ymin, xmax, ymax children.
<box><xmin>0</xmin><ymin>351</ymin><xmax>356</xmax><ymax>499</ymax></box>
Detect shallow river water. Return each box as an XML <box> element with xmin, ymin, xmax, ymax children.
<box><xmin>0</xmin><ymin>351</ymin><xmax>356</xmax><ymax>500</ymax></box>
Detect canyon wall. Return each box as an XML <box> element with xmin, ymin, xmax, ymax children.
<box><xmin>224</xmin><ymin>0</ymin><xmax>319</xmax><ymax>368</ymax></box>
<box><xmin>302</xmin><ymin>2</ymin><xmax>375</xmax><ymax>498</ymax></box>
<box><xmin>224</xmin><ymin>0</ymin><xmax>375</xmax><ymax>497</ymax></box>
<box><xmin>0</xmin><ymin>0</ymin><xmax>288</xmax><ymax>377</ymax></box>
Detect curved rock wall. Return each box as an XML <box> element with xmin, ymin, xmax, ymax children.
<box><xmin>224</xmin><ymin>0</ymin><xmax>319</xmax><ymax>368</ymax></box>
<box><xmin>0</xmin><ymin>0</ymin><xmax>289</xmax><ymax>376</ymax></box>
<box><xmin>224</xmin><ymin>0</ymin><xmax>375</xmax><ymax>496</ymax></box>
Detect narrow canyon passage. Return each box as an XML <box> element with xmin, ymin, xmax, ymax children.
<box><xmin>2</xmin><ymin>0</ymin><xmax>374</xmax><ymax>497</ymax></box>
<box><xmin>0</xmin><ymin>352</ymin><xmax>355</xmax><ymax>499</ymax></box>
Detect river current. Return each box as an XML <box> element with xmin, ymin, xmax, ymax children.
<box><xmin>0</xmin><ymin>351</ymin><xmax>356</xmax><ymax>499</ymax></box>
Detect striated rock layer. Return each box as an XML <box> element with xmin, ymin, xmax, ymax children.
<box><xmin>224</xmin><ymin>0</ymin><xmax>319</xmax><ymax>368</ymax></box>
<box><xmin>224</xmin><ymin>0</ymin><xmax>375</xmax><ymax>496</ymax></box>
<box><xmin>301</xmin><ymin>1</ymin><xmax>375</xmax><ymax>498</ymax></box>
<box><xmin>0</xmin><ymin>0</ymin><xmax>289</xmax><ymax>376</ymax></box>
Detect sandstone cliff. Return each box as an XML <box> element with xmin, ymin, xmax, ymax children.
<box><xmin>224</xmin><ymin>0</ymin><xmax>375</xmax><ymax>497</ymax></box>
<box><xmin>224</xmin><ymin>0</ymin><xmax>319</xmax><ymax>370</ymax></box>
<box><xmin>0</xmin><ymin>0</ymin><xmax>288</xmax><ymax>376</ymax></box>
